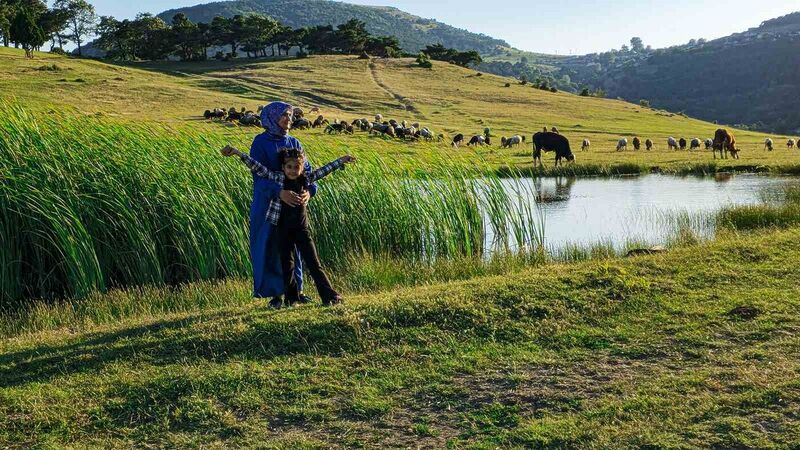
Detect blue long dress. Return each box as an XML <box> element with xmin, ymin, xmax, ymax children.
<box><xmin>249</xmin><ymin>102</ymin><xmax>317</xmax><ymax>298</ymax></box>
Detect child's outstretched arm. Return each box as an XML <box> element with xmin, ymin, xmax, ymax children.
<box><xmin>221</xmin><ymin>145</ymin><xmax>283</xmax><ymax>182</ymax></box>
<box><xmin>307</xmin><ymin>155</ymin><xmax>356</xmax><ymax>183</ymax></box>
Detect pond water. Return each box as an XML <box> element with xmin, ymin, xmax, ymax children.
<box><xmin>495</xmin><ymin>174</ymin><xmax>795</xmax><ymax>253</ymax></box>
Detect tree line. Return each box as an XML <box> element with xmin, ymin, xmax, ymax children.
<box><xmin>1</xmin><ymin>0</ymin><xmax>96</xmax><ymax>57</ymax></box>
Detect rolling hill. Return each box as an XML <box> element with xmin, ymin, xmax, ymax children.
<box><xmin>157</xmin><ymin>0</ymin><xmax>508</xmax><ymax>53</ymax></box>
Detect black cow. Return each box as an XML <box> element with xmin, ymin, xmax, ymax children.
<box><xmin>532</xmin><ymin>132</ymin><xmax>575</xmax><ymax>167</ymax></box>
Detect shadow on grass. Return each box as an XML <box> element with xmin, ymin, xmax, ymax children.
<box><xmin>0</xmin><ymin>307</ymin><xmax>364</xmax><ymax>388</ymax></box>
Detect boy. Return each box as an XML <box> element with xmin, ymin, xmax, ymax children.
<box><xmin>222</xmin><ymin>145</ymin><xmax>355</xmax><ymax>307</ymax></box>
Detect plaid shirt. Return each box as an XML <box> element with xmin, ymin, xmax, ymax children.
<box><xmin>239</xmin><ymin>153</ymin><xmax>347</xmax><ymax>225</ymax></box>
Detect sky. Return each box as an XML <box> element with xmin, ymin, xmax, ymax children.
<box><xmin>85</xmin><ymin>0</ymin><xmax>799</xmax><ymax>55</ymax></box>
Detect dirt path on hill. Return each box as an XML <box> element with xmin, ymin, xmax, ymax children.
<box><xmin>367</xmin><ymin>59</ymin><xmax>426</xmax><ymax>120</ymax></box>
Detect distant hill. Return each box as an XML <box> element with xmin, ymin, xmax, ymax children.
<box><xmin>157</xmin><ymin>0</ymin><xmax>508</xmax><ymax>53</ymax></box>
<box><xmin>544</xmin><ymin>11</ymin><xmax>800</xmax><ymax>133</ymax></box>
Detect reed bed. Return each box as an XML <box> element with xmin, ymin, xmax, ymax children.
<box><xmin>0</xmin><ymin>101</ymin><xmax>543</xmax><ymax>307</ymax></box>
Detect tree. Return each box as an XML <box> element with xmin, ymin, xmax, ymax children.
<box><xmin>335</xmin><ymin>18</ymin><xmax>368</xmax><ymax>54</ymax></box>
<box><xmin>452</xmin><ymin>50</ymin><xmax>481</xmax><ymax>67</ymax></box>
<box><xmin>365</xmin><ymin>35</ymin><xmax>400</xmax><ymax>57</ymax></box>
<box><xmin>579</xmin><ymin>88</ymin><xmax>590</xmax><ymax>96</ymax></box>
<box><xmin>416</xmin><ymin>51</ymin><xmax>431</xmax><ymax>68</ymax></box>
<box><xmin>630</xmin><ymin>37</ymin><xmax>644</xmax><ymax>52</ymax></box>
<box><xmin>0</xmin><ymin>2</ymin><xmax>13</xmax><ymax>47</ymax></box>
<box><xmin>639</xmin><ymin>99</ymin><xmax>650</xmax><ymax>107</ymax></box>
<box><xmin>10</xmin><ymin>7</ymin><xmax>45</xmax><ymax>57</ymax></box>
<box><xmin>54</xmin><ymin>0</ymin><xmax>96</xmax><ymax>57</ymax></box>
<box><xmin>170</xmin><ymin>13</ymin><xmax>199</xmax><ymax>61</ymax></box>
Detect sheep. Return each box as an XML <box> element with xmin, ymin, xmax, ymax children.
<box><xmin>293</xmin><ymin>108</ymin><xmax>305</xmax><ymax>119</ymax></box>
<box><xmin>679</xmin><ymin>138</ymin><xmax>687</xmax><ymax>150</ymax></box>
<box><xmin>293</xmin><ymin>118</ymin><xmax>312</xmax><ymax>130</ymax></box>
<box><xmin>632</xmin><ymin>137</ymin><xmax>641</xmax><ymax>151</ymax></box>
<box><xmin>325</xmin><ymin>122</ymin><xmax>353</xmax><ymax>134</ymax></box>
<box><xmin>501</xmin><ymin>135</ymin><xmax>523</xmax><ymax>148</ymax></box>
<box><xmin>789</xmin><ymin>139</ymin><xmax>796</xmax><ymax>149</ymax></box>
<box><xmin>309</xmin><ymin>106</ymin><xmax>320</xmax><ymax>114</ymax></box>
<box><xmin>667</xmin><ymin>137</ymin><xmax>679</xmax><ymax>150</ymax></box>
<box><xmin>411</xmin><ymin>122</ymin><xmax>420</xmax><ymax>129</ymax></box>
<box><xmin>704</xmin><ymin>138</ymin><xmax>713</xmax><ymax>150</ymax></box>
<box><xmin>239</xmin><ymin>113</ymin><xmax>260</xmax><ymax>127</ymax></box>
<box><xmin>419</xmin><ymin>127</ymin><xmax>434</xmax><ymax>141</ymax></box>
<box><xmin>645</xmin><ymin>139</ymin><xmax>653</xmax><ymax>151</ymax></box>
<box><xmin>370</xmin><ymin>123</ymin><xmax>396</xmax><ymax>138</ymax></box>
<box><xmin>397</xmin><ymin>126</ymin><xmax>418</xmax><ymax>140</ymax></box>
<box><xmin>375</xmin><ymin>113</ymin><xmax>383</xmax><ymax>122</ymax></box>
<box><xmin>312</xmin><ymin>115</ymin><xmax>329</xmax><ymax>128</ymax></box>
<box><xmin>690</xmin><ymin>138</ymin><xmax>701</xmax><ymax>151</ymax></box>
<box><xmin>581</xmin><ymin>139</ymin><xmax>590</xmax><ymax>151</ymax></box>
<box><xmin>467</xmin><ymin>135</ymin><xmax>486</xmax><ymax>146</ymax></box>
<box><xmin>452</xmin><ymin>133</ymin><xmax>465</xmax><ymax>147</ymax></box>
<box><xmin>551</xmin><ymin>126</ymin><xmax>559</xmax><ymax>134</ymax></box>
<box><xmin>764</xmin><ymin>138</ymin><xmax>773</xmax><ymax>151</ymax></box>
<box><xmin>204</xmin><ymin>108</ymin><xmax>226</xmax><ymax>121</ymax></box>
<box><xmin>616</xmin><ymin>138</ymin><xmax>628</xmax><ymax>152</ymax></box>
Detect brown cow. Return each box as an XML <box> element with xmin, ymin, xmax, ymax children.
<box><xmin>712</xmin><ymin>129</ymin><xmax>739</xmax><ymax>159</ymax></box>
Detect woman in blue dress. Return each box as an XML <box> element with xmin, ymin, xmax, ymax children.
<box><xmin>249</xmin><ymin>101</ymin><xmax>317</xmax><ymax>307</ymax></box>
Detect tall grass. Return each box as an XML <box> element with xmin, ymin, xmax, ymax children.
<box><xmin>0</xmin><ymin>101</ymin><xmax>543</xmax><ymax>307</ymax></box>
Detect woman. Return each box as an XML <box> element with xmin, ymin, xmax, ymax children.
<box><xmin>249</xmin><ymin>101</ymin><xmax>317</xmax><ymax>307</ymax></box>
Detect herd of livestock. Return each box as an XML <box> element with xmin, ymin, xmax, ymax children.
<box><xmin>202</xmin><ymin>107</ymin><xmax>796</xmax><ymax>167</ymax></box>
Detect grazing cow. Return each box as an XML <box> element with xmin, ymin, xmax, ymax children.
<box><xmin>679</xmin><ymin>138</ymin><xmax>687</xmax><ymax>150</ymax></box>
<box><xmin>452</xmin><ymin>133</ymin><xmax>465</xmax><ymax>147</ymax></box>
<box><xmin>645</xmin><ymin>139</ymin><xmax>653</xmax><ymax>151</ymax></box>
<box><xmin>789</xmin><ymin>139</ymin><xmax>796</xmax><ymax>149</ymax></box>
<box><xmin>690</xmin><ymin>138</ymin><xmax>701</xmax><ymax>150</ymax></box>
<box><xmin>501</xmin><ymin>135</ymin><xmax>523</xmax><ymax>148</ymax></box>
<box><xmin>616</xmin><ymin>138</ymin><xmax>628</xmax><ymax>151</ymax></box>
<box><xmin>712</xmin><ymin>128</ymin><xmax>739</xmax><ymax>159</ymax></box>
<box><xmin>532</xmin><ymin>132</ymin><xmax>575</xmax><ymax>167</ymax></box>
<box><xmin>704</xmin><ymin>138</ymin><xmax>713</xmax><ymax>150</ymax></box>
<box><xmin>667</xmin><ymin>137</ymin><xmax>679</xmax><ymax>150</ymax></box>
<box><xmin>632</xmin><ymin>137</ymin><xmax>641</xmax><ymax>151</ymax></box>
<box><xmin>764</xmin><ymin>138</ymin><xmax>773</xmax><ymax>151</ymax></box>
<box><xmin>581</xmin><ymin>139</ymin><xmax>590</xmax><ymax>151</ymax></box>
<box><xmin>467</xmin><ymin>135</ymin><xmax>486</xmax><ymax>146</ymax></box>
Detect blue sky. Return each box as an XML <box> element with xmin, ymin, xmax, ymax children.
<box><xmin>85</xmin><ymin>0</ymin><xmax>799</xmax><ymax>54</ymax></box>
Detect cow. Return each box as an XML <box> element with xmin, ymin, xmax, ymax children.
<box><xmin>764</xmin><ymin>138</ymin><xmax>773</xmax><ymax>151</ymax></box>
<box><xmin>616</xmin><ymin>138</ymin><xmax>628</xmax><ymax>151</ymax></box>
<box><xmin>632</xmin><ymin>137</ymin><xmax>641</xmax><ymax>151</ymax></box>
<box><xmin>645</xmin><ymin>139</ymin><xmax>653</xmax><ymax>151</ymax></box>
<box><xmin>704</xmin><ymin>138</ymin><xmax>713</xmax><ymax>150</ymax></box>
<box><xmin>667</xmin><ymin>137</ymin><xmax>678</xmax><ymax>150</ymax></box>
<box><xmin>690</xmin><ymin>138</ymin><xmax>701</xmax><ymax>150</ymax></box>
<box><xmin>679</xmin><ymin>138</ymin><xmax>687</xmax><ymax>150</ymax></box>
<box><xmin>789</xmin><ymin>139</ymin><xmax>796</xmax><ymax>149</ymax></box>
<box><xmin>581</xmin><ymin>139</ymin><xmax>590</xmax><ymax>151</ymax></box>
<box><xmin>532</xmin><ymin>132</ymin><xmax>575</xmax><ymax>167</ymax></box>
<box><xmin>712</xmin><ymin>128</ymin><xmax>739</xmax><ymax>159</ymax></box>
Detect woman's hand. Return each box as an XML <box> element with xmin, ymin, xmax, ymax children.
<box><xmin>280</xmin><ymin>190</ymin><xmax>309</xmax><ymax>207</ymax></box>
<box><xmin>221</xmin><ymin>145</ymin><xmax>241</xmax><ymax>157</ymax></box>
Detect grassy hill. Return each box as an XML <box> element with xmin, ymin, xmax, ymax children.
<box><xmin>2</xmin><ymin>46</ymin><xmax>797</xmax><ymax>176</ymax></box>
<box><xmin>157</xmin><ymin>0</ymin><xmax>509</xmax><ymax>54</ymax></box>
<box><xmin>3</xmin><ymin>227</ymin><xmax>800</xmax><ymax>447</ymax></box>
<box><xmin>4</xmin><ymin>46</ymin><xmax>800</xmax><ymax>448</ymax></box>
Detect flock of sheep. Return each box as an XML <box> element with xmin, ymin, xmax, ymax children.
<box><xmin>202</xmin><ymin>107</ymin><xmax>798</xmax><ymax>167</ymax></box>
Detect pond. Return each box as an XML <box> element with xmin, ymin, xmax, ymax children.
<box><xmin>494</xmin><ymin>174</ymin><xmax>796</xmax><ymax>254</ymax></box>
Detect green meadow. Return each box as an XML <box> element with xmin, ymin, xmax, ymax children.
<box><xmin>3</xmin><ymin>47</ymin><xmax>800</xmax><ymax>447</ymax></box>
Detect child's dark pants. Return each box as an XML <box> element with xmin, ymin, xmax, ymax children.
<box><xmin>278</xmin><ymin>225</ymin><xmax>338</xmax><ymax>304</ymax></box>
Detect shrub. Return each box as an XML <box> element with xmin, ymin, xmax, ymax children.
<box><xmin>550</xmin><ymin>87</ymin><xmax>558</xmax><ymax>93</ymax></box>
<box><xmin>504</xmin><ymin>82</ymin><xmax>511</xmax><ymax>87</ymax></box>
<box><xmin>296</xmin><ymin>50</ymin><xmax>309</xmax><ymax>59</ymax></box>
<box><xmin>579</xmin><ymin>88</ymin><xmax>590</xmax><ymax>97</ymax></box>
<box><xmin>416</xmin><ymin>52</ymin><xmax>432</xmax><ymax>69</ymax></box>
<box><xmin>639</xmin><ymin>99</ymin><xmax>650</xmax><ymax>107</ymax></box>
<box><xmin>49</xmin><ymin>48</ymin><xmax>66</xmax><ymax>56</ymax></box>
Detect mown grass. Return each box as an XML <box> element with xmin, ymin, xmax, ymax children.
<box><xmin>3</xmin><ymin>228</ymin><xmax>800</xmax><ymax>448</ymax></box>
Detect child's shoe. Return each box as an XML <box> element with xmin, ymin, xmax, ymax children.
<box><xmin>268</xmin><ymin>296</ymin><xmax>283</xmax><ymax>309</ymax></box>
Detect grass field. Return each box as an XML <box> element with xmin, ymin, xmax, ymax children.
<box><xmin>2</xmin><ymin>47</ymin><xmax>799</xmax><ymax>176</ymax></box>
<box><xmin>4</xmin><ymin>46</ymin><xmax>800</xmax><ymax>448</ymax></box>
<box><xmin>3</xmin><ymin>228</ymin><xmax>800</xmax><ymax>448</ymax></box>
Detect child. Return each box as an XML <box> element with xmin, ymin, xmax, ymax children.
<box><xmin>222</xmin><ymin>145</ymin><xmax>355</xmax><ymax>307</ymax></box>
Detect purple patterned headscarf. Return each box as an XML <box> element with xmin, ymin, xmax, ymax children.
<box><xmin>261</xmin><ymin>101</ymin><xmax>293</xmax><ymax>138</ymax></box>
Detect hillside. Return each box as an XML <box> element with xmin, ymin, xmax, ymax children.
<box><xmin>1</xmin><ymin>46</ymin><xmax>792</xmax><ymax>170</ymax></box>
<box><xmin>4</xmin><ymin>227</ymin><xmax>800</xmax><ymax>447</ymax></box>
<box><xmin>157</xmin><ymin>0</ymin><xmax>508</xmax><ymax>53</ymax></box>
